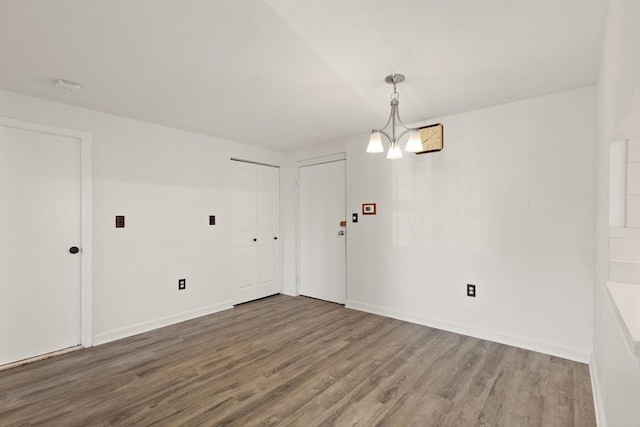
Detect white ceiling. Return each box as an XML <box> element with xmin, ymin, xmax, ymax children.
<box><xmin>0</xmin><ymin>0</ymin><xmax>608</xmax><ymax>151</ymax></box>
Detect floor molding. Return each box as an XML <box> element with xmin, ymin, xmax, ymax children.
<box><xmin>345</xmin><ymin>299</ymin><xmax>591</xmax><ymax>363</ymax></box>
<box><xmin>0</xmin><ymin>345</ymin><xmax>82</xmax><ymax>371</ymax></box>
<box><xmin>93</xmin><ymin>301</ymin><xmax>233</xmax><ymax>346</ymax></box>
<box><xmin>589</xmin><ymin>353</ymin><xmax>606</xmax><ymax>427</ymax></box>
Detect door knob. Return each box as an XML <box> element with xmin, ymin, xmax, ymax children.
<box><xmin>253</xmin><ymin>238</ymin><xmax>257</xmax><ymax>242</ymax></box>
<box><xmin>337</xmin><ymin>230</ymin><xmax>345</xmax><ymax>236</ymax></box>
<box><xmin>69</xmin><ymin>246</ymin><xmax>80</xmax><ymax>254</ymax></box>
<box><xmin>273</xmin><ymin>237</ymin><xmax>278</xmax><ymax>240</ymax></box>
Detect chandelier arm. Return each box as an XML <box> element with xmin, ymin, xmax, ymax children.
<box><xmin>394</xmin><ymin>102</ymin><xmax>412</xmax><ymax>132</ymax></box>
<box><xmin>396</xmin><ymin>128</ymin><xmax>414</xmax><ymax>141</ymax></box>
<box><xmin>378</xmin><ymin>107</ymin><xmax>394</xmax><ymax>133</ymax></box>
<box><xmin>375</xmin><ymin>130</ymin><xmax>394</xmax><ymax>144</ymax></box>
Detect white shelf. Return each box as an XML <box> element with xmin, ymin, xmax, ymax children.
<box><xmin>606</xmin><ymin>281</ymin><xmax>640</xmax><ymax>357</ymax></box>
<box><xmin>609</xmin><ymin>227</ymin><xmax>640</xmax><ymax>239</ymax></box>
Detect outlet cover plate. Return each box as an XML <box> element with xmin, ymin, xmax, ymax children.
<box><xmin>467</xmin><ymin>284</ymin><xmax>476</xmax><ymax>297</ymax></box>
<box><xmin>178</xmin><ymin>279</ymin><xmax>186</xmax><ymax>290</ymax></box>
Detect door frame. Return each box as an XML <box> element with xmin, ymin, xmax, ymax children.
<box><xmin>296</xmin><ymin>152</ymin><xmax>346</xmax><ymax>297</ymax></box>
<box><xmin>0</xmin><ymin>117</ymin><xmax>93</xmax><ymax>348</ymax></box>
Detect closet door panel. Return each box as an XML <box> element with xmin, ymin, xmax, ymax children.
<box><xmin>257</xmin><ymin>165</ymin><xmax>280</xmax><ymax>296</ymax></box>
<box><xmin>231</xmin><ymin>161</ymin><xmax>280</xmax><ymax>304</ymax></box>
<box><xmin>231</xmin><ymin>161</ymin><xmax>258</xmax><ymax>303</ymax></box>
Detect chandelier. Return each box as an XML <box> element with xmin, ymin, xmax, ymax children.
<box><xmin>366</xmin><ymin>74</ymin><xmax>422</xmax><ymax>159</ymax></box>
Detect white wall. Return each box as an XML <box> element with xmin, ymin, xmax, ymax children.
<box><xmin>284</xmin><ymin>87</ymin><xmax>596</xmax><ymax>362</ymax></box>
<box><xmin>0</xmin><ymin>90</ymin><xmax>283</xmax><ymax>344</ymax></box>
<box><xmin>593</xmin><ymin>1</ymin><xmax>640</xmax><ymax>426</ymax></box>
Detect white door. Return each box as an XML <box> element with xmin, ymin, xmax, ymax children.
<box><xmin>0</xmin><ymin>125</ymin><xmax>82</xmax><ymax>365</ymax></box>
<box><xmin>256</xmin><ymin>165</ymin><xmax>280</xmax><ymax>296</ymax></box>
<box><xmin>231</xmin><ymin>161</ymin><xmax>258</xmax><ymax>304</ymax></box>
<box><xmin>231</xmin><ymin>161</ymin><xmax>280</xmax><ymax>304</ymax></box>
<box><xmin>299</xmin><ymin>160</ymin><xmax>346</xmax><ymax>303</ymax></box>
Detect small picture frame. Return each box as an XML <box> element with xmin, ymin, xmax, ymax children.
<box><xmin>362</xmin><ymin>203</ymin><xmax>376</xmax><ymax>215</ymax></box>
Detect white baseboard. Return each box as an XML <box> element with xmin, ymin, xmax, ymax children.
<box><xmin>93</xmin><ymin>301</ymin><xmax>233</xmax><ymax>346</ymax></box>
<box><xmin>590</xmin><ymin>353</ymin><xmax>606</xmax><ymax>427</ymax></box>
<box><xmin>345</xmin><ymin>299</ymin><xmax>591</xmax><ymax>363</ymax></box>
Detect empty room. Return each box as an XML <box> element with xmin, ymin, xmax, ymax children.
<box><xmin>0</xmin><ymin>0</ymin><xmax>639</xmax><ymax>426</ymax></box>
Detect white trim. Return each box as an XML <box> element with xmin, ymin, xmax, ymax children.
<box><xmin>0</xmin><ymin>345</ymin><xmax>82</xmax><ymax>371</ymax></box>
<box><xmin>590</xmin><ymin>353</ymin><xmax>606</xmax><ymax>427</ymax></box>
<box><xmin>80</xmin><ymin>129</ymin><xmax>93</xmax><ymax>347</ymax></box>
<box><xmin>345</xmin><ymin>299</ymin><xmax>591</xmax><ymax>363</ymax></box>
<box><xmin>296</xmin><ymin>152</ymin><xmax>346</xmax><ymax>168</ymax></box>
<box><xmin>295</xmin><ymin>170</ymin><xmax>300</xmax><ymax>296</ymax></box>
<box><xmin>93</xmin><ymin>301</ymin><xmax>233</xmax><ymax>346</ymax></box>
<box><xmin>0</xmin><ymin>117</ymin><xmax>93</xmax><ymax>349</ymax></box>
<box><xmin>230</xmin><ymin>157</ymin><xmax>280</xmax><ymax>168</ymax></box>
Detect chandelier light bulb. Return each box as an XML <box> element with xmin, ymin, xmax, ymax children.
<box><xmin>405</xmin><ymin>130</ymin><xmax>422</xmax><ymax>153</ymax></box>
<box><xmin>386</xmin><ymin>143</ymin><xmax>403</xmax><ymax>159</ymax></box>
<box><xmin>366</xmin><ymin>132</ymin><xmax>384</xmax><ymax>153</ymax></box>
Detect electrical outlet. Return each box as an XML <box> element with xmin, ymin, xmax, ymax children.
<box><xmin>467</xmin><ymin>284</ymin><xmax>476</xmax><ymax>297</ymax></box>
<box><xmin>209</xmin><ymin>215</ymin><xmax>215</xmax><ymax>225</ymax></box>
<box><xmin>178</xmin><ymin>279</ymin><xmax>186</xmax><ymax>290</ymax></box>
<box><xmin>352</xmin><ymin>213</ymin><xmax>358</xmax><ymax>223</ymax></box>
<box><xmin>115</xmin><ymin>215</ymin><xmax>125</xmax><ymax>228</ymax></box>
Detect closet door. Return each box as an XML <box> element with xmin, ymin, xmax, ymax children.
<box><xmin>257</xmin><ymin>165</ymin><xmax>280</xmax><ymax>296</ymax></box>
<box><xmin>231</xmin><ymin>161</ymin><xmax>258</xmax><ymax>304</ymax></box>
<box><xmin>231</xmin><ymin>161</ymin><xmax>280</xmax><ymax>304</ymax></box>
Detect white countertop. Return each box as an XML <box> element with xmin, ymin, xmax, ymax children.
<box><xmin>606</xmin><ymin>281</ymin><xmax>640</xmax><ymax>357</ymax></box>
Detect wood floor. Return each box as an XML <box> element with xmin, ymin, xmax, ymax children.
<box><xmin>0</xmin><ymin>294</ymin><xmax>595</xmax><ymax>426</ymax></box>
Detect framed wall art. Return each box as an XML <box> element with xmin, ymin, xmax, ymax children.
<box><xmin>362</xmin><ymin>203</ymin><xmax>376</xmax><ymax>215</ymax></box>
<box><xmin>417</xmin><ymin>123</ymin><xmax>443</xmax><ymax>154</ymax></box>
